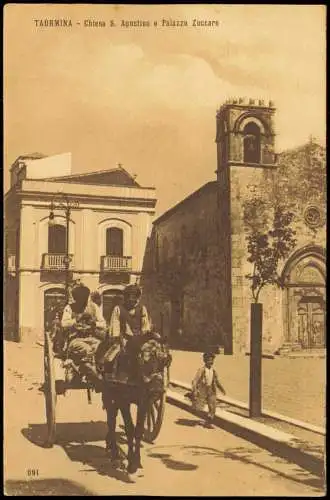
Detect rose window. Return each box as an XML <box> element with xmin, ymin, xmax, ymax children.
<box><xmin>304</xmin><ymin>205</ymin><xmax>323</xmax><ymax>228</ymax></box>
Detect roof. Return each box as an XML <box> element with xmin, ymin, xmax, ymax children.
<box><xmin>10</xmin><ymin>152</ymin><xmax>47</xmax><ymax>170</ymax></box>
<box><xmin>18</xmin><ymin>152</ymin><xmax>47</xmax><ymax>160</ymax></box>
<box><xmin>154</xmin><ymin>181</ymin><xmax>218</xmax><ymax>225</ymax></box>
<box><xmin>42</xmin><ymin>165</ymin><xmax>141</xmax><ymax>187</ymax></box>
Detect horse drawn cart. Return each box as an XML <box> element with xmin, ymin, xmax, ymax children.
<box><xmin>43</xmin><ymin>327</ymin><xmax>171</xmax><ymax>449</ymax></box>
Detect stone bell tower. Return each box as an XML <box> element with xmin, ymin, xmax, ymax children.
<box><xmin>215</xmin><ymin>98</ymin><xmax>277</xmax><ymax>353</ymax></box>
<box><xmin>216</xmin><ymin>97</ymin><xmax>276</xmax><ymax>173</ymax></box>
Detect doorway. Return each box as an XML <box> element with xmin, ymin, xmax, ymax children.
<box><xmin>44</xmin><ymin>288</ymin><xmax>66</xmax><ymax>333</ymax></box>
<box><xmin>297</xmin><ymin>296</ymin><xmax>325</xmax><ymax>348</ymax></box>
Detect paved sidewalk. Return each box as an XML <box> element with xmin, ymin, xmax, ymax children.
<box><xmin>3</xmin><ymin>341</ymin><xmax>325</xmax><ymax>428</ymax></box>
<box><xmin>169</xmin><ymin>350</ymin><xmax>326</xmax><ymax>428</ymax></box>
<box><xmin>167</xmin><ymin>388</ymin><xmax>325</xmax><ymax>479</ymax></box>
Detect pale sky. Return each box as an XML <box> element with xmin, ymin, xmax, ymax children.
<box><xmin>4</xmin><ymin>4</ymin><xmax>326</xmax><ymax>216</ymax></box>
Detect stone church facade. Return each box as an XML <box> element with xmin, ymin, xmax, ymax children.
<box><xmin>142</xmin><ymin>99</ymin><xmax>326</xmax><ymax>355</ymax></box>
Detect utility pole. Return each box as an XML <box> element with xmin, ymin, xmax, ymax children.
<box><xmin>48</xmin><ymin>193</ymin><xmax>79</xmax><ymax>299</ymax></box>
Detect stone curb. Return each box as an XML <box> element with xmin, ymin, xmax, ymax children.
<box><xmin>170</xmin><ymin>379</ymin><xmax>326</xmax><ymax>436</ymax></box>
<box><xmin>166</xmin><ymin>389</ymin><xmax>325</xmax><ymax>478</ymax></box>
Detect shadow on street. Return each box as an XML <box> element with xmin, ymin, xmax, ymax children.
<box><xmin>147</xmin><ymin>451</ymin><xmax>198</xmax><ymax>471</ymax></box>
<box><xmin>62</xmin><ymin>442</ymin><xmax>135</xmax><ymax>484</ymax></box>
<box><xmin>22</xmin><ymin>421</ymin><xmax>116</xmax><ymax>448</ymax></box>
<box><xmin>147</xmin><ymin>444</ymin><xmax>325</xmax><ymax>494</ymax></box>
<box><xmin>20</xmin><ymin>422</ymin><xmax>325</xmax><ymax>492</ymax></box>
<box><xmin>175</xmin><ymin>418</ymin><xmax>207</xmax><ymax>428</ymax></box>
<box><xmin>4</xmin><ymin>478</ymin><xmax>95</xmax><ymax>496</ymax></box>
<box><xmin>21</xmin><ymin>422</ymin><xmax>135</xmax><ymax>484</ymax></box>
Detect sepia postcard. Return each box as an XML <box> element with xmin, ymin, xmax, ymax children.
<box><xmin>3</xmin><ymin>4</ymin><xmax>326</xmax><ymax>496</ymax></box>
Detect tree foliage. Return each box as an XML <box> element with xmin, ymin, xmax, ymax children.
<box><xmin>243</xmin><ymin>197</ymin><xmax>297</xmax><ymax>303</ymax></box>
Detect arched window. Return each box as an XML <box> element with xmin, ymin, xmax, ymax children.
<box><xmin>243</xmin><ymin>122</ymin><xmax>261</xmax><ymax>163</ymax></box>
<box><xmin>48</xmin><ymin>224</ymin><xmax>66</xmax><ymax>254</ymax></box>
<box><xmin>106</xmin><ymin>227</ymin><xmax>124</xmax><ymax>256</ymax></box>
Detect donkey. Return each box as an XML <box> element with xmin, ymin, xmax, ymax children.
<box><xmin>101</xmin><ymin>333</ymin><xmax>172</xmax><ymax>474</ymax></box>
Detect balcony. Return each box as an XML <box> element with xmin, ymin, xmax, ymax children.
<box><xmin>42</xmin><ymin>253</ymin><xmax>74</xmax><ymax>271</ymax></box>
<box><xmin>101</xmin><ymin>255</ymin><xmax>132</xmax><ymax>272</ymax></box>
<box><xmin>7</xmin><ymin>255</ymin><xmax>16</xmax><ymax>274</ymax></box>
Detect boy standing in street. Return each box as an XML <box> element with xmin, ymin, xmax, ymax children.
<box><xmin>191</xmin><ymin>352</ymin><xmax>226</xmax><ymax>428</ymax></box>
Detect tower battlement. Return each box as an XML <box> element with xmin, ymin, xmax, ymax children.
<box><xmin>217</xmin><ymin>98</ymin><xmax>275</xmax><ymax>115</ymax></box>
<box><xmin>215</xmin><ymin>97</ymin><xmax>277</xmax><ymax>170</ymax></box>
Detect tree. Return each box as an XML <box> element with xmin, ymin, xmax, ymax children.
<box><xmin>243</xmin><ymin>196</ymin><xmax>297</xmax><ymax>417</ymax></box>
<box><xmin>243</xmin><ymin>198</ymin><xmax>297</xmax><ymax>303</ymax></box>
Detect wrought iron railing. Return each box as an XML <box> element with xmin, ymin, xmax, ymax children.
<box><xmin>101</xmin><ymin>255</ymin><xmax>132</xmax><ymax>271</ymax></box>
<box><xmin>42</xmin><ymin>253</ymin><xmax>74</xmax><ymax>271</ymax></box>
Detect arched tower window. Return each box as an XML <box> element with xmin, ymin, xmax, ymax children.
<box><xmin>243</xmin><ymin>122</ymin><xmax>261</xmax><ymax>163</ymax></box>
<box><xmin>106</xmin><ymin>227</ymin><xmax>124</xmax><ymax>256</ymax></box>
<box><xmin>48</xmin><ymin>224</ymin><xmax>66</xmax><ymax>254</ymax></box>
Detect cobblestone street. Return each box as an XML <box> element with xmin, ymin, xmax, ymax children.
<box><xmin>4</xmin><ymin>341</ymin><xmax>325</xmax><ymax>496</ymax></box>
<box><xmin>170</xmin><ymin>351</ymin><xmax>326</xmax><ymax>428</ymax></box>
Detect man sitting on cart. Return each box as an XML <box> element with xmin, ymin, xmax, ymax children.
<box><xmin>101</xmin><ymin>284</ymin><xmax>158</xmax><ymax>379</ymax></box>
<box><xmin>61</xmin><ymin>282</ymin><xmax>107</xmax><ymax>388</ymax></box>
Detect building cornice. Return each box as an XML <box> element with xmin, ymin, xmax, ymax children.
<box><xmin>20</xmin><ymin>200</ymin><xmax>156</xmax><ymax>215</ymax></box>
<box><xmin>21</xmin><ymin>178</ymin><xmax>156</xmax><ymax>193</ymax></box>
<box><xmin>13</xmin><ymin>180</ymin><xmax>157</xmax><ymax>210</ymax></box>
<box><xmin>15</xmin><ymin>268</ymin><xmax>142</xmax><ymax>275</ymax></box>
<box><xmin>19</xmin><ymin>194</ymin><xmax>156</xmax><ymax>210</ymax></box>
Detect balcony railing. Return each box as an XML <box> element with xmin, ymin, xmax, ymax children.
<box><xmin>42</xmin><ymin>253</ymin><xmax>74</xmax><ymax>271</ymax></box>
<box><xmin>8</xmin><ymin>255</ymin><xmax>16</xmax><ymax>273</ymax></box>
<box><xmin>101</xmin><ymin>255</ymin><xmax>132</xmax><ymax>272</ymax></box>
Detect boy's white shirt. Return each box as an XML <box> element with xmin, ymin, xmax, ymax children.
<box><xmin>204</xmin><ymin>367</ymin><xmax>214</xmax><ymax>387</ymax></box>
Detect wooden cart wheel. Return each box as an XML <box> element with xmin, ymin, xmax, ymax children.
<box><xmin>143</xmin><ymin>365</ymin><xmax>169</xmax><ymax>443</ymax></box>
<box><xmin>143</xmin><ymin>390</ymin><xmax>166</xmax><ymax>443</ymax></box>
<box><xmin>44</xmin><ymin>331</ymin><xmax>57</xmax><ymax>447</ymax></box>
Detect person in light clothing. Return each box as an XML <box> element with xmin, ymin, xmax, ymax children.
<box><xmin>100</xmin><ymin>284</ymin><xmax>154</xmax><ymax>378</ymax></box>
<box><xmin>191</xmin><ymin>352</ymin><xmax>226</xmax><ymax>428</ymax></box>
<box><xmin>61</xmin><ymin>283</ymin><xmax>107</xmax><ymax>387</ymax></box>
<box><xmin>108</xmin><ymin>284</ymin><xmax>152</xmax><ymax>340</ymax></box>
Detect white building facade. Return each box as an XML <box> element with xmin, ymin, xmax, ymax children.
<box><xmin>5</xmin><ymin>153</ymin><xmax>157</xmax><ymax>343</ymax></box>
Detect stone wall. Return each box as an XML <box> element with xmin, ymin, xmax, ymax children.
<box><xmin>228</xmin><ymin>141</ymin><xmax>326</xmax><ymax>353</ymax></box>
<box><xmin>142</xmin><ymin>182</ymin><xmax>233</xmax><ymax>352</ymax></box>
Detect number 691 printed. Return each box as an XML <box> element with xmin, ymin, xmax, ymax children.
<box><xmin>27</xmin><ymin>469</ymin><xmax>39</xmax><ymax>477</ymax></box>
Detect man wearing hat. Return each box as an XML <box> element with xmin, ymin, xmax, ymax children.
<box><xmin>61</xmin><ymin>283</ymin><xmax>106</xmax><ymax>387</ymax></box>
<box><xmin>191</xmin><ymin>351</ymin><xmax>226</xmax><ymax>428</ymax></box>
<box><xmin>100</xmin><ymin>284</ymin><xmax>153</xmax><ymax>377</ymax></box>
<box><xmin>109</xmin><ymin>284</ymin><xmax>151</xmax><ymax>338</ymax></box>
